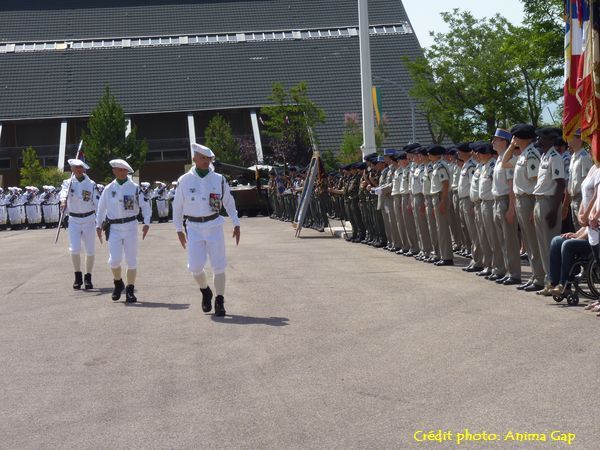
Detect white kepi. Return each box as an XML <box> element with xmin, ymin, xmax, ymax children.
<box><xmin>109</xmin><ymin>159</ymin><xmax>134</xmax><ymax>173</ymax></box>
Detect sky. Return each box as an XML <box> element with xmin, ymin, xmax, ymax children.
<box><xmin>402</xmin><ymin>0</ymin><xmax>526</xmax><ymax>48</ymax></box>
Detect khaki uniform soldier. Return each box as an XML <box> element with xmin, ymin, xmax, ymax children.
<box><xmin>423</xmin><ymin>157</ymin><xmax>440</xmax><ymax>262</ymax></box>
<box><xmin>491</xmin><ymin>128</ymin><xmax>522</xmax><ymax>285</ymax></box>
<box><xmin>477</xmin><ymin>142</ymin><xmax>503</xmax><ymax>279</ymax></box>
<box><xmin>457</xmin><ymin>144</ymin><xmax>482</xmax><ymax>272</ymax></box>
<box><xmin>96</xmin><ymin>159</ymin><xmax>151</xmax><ymax>303</ymax></box>
<box><xmin>370</xmin><ymin>157</ymin><xmax>388</xmax><ymax>248</ymax></box>
<box><xmin>502</xmin><ymin>124</ymin><xmax>545</xmax><ymax>291</ymax></box>
<box><xmin>428</xmin><ymin>145</ymin><xmax>454</xmax><ymax>265</ymax></box>
<box><xmin>532</xmin><ymin>127</ymin><xmax>566</xmax><ymax>294</ymax></box>
<box><xmin>470</xmin><ymin>146</ymin><xmax>493</xmax><ymax>277</ymax></box>
<box><xmin>173</xmin><ymin>144</ymin><xmax>240</xmax><ymax>317</ymax></box>
<box><xmin>378</xmin><ymin>149</ymin><xmax>401</xmax><ymax>250</ymax></box>
<box><xmin>567</xmin><ymin>130</ymin><xmax>593</xmax><ymax>230</ymax></box>
<box><xmin>400</xmin><ymin>145</ymin><xmax>421</xmax><ymax>256</ymax></box>
<box><xmin>411</xmin><ymin>149</ymin><xmax>433</xmax><ymax>260</ymax></box>
<box><xmin>447</xmin><ymin>149</ymin><xmax>466</xmax><ymax>254</ymax></box>
<box><xmin>390</xmin><ymin>153</ymin><xmax>406</xmax><ymax>252</ymax></box>
<box><xmin>60</xmin><ymin>159</ymin><xmax>98</xmax><ymax>290</ymax></box>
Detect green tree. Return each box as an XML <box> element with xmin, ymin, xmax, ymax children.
<box><xmin>407</xmin><ymin>10</ymin><xmax>529</xmax><ymax>141</ymax></box>
<box><xmin>42</xmin><ymin>167</ymin><xmax>70</xmax><ymax>187</ymax></box>
<box><xmin>338</xmin><ymin>113</ymin><xmax>364</xmax><ymax>164</ymax></box>
<box><xmin>261</xmin><ymin>81</ymin><xmax>326</xmax><ymax>164</ymax></box>
<box><xmin>204</xmin><ymin>114</ymin><xmax>241</xmax><ymax>165</ymax></box>
<box><xmin>19</xmin><ymin>147</ymin><xmax>45</xmax><ymax>187</ymax></box>
<box><xmin>81</xmin><ymin>87</ymin><xmax>148</xmax><ymax>182</ymax></box>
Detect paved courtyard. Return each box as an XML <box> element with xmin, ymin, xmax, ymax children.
<box><xmin>0</xmin><ymin>218</ymin><xmax>598</xmax><ymax>448</ymax></box>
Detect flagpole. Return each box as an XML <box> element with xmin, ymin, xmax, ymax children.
<box><xmin>358</xmin><ymin>0</ymin><xmax>377</xmax><ymax>158</ymax></box>
<box><xmin>54</xmin><ymin>140</ymin><xmax>83</xmax><ymax>244</ymax></box>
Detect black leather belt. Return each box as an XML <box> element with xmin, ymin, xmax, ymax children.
<box><xmin>107</xmin><ymin>215</ymin><xmax>137</xmax><ymax>224</ymax></box>
<box><xmin>69</xmin><ymin>211</ymin><xmax>95</xmax><ymax>218</ymax></box>
<box><xmin>184</xmin><ymin>213</ymin><xmax>219</xmax><ymax>223</ymax></box>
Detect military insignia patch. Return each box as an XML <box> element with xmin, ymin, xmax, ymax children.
<box><xmin>554</xmin><ymin>169</ymin><xmax>559</xmax><ymax>175</ymax></box>
<box><xmin>81</xmin><ymin>190</ymin><xmax>91</xmax><ymax>201</ymax></box>
<box><xmin>190</xmin><ymin>188</ymin><xmax>196</xmax><ymax>193</ymax></box>
<box><xmin>530</xmin><ymin>164</ymin><xmax>535</xmax><ymax>170</ymax></box>
<box><xmin>123</xmin><ymin>195</ymin><xmax>135</xmax><ymax>210</ymax></box>
<box><xmin>111</xmin><ymin>191</ymin><xmax>117</xmax><ymax>198</ymax></box>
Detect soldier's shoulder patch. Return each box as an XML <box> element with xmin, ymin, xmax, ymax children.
<box><xmin>554</xmin><ymin>169</ymin><xmax>560</xmax><ymax>175</ymax></box>
<box><xmin>530</xmin><ymin>164</ymin><xmax>536</xmax><ymax>170</ymax></box>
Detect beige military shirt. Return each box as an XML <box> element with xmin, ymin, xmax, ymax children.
<box><xmin>533</xmin><ymin>148</ymin><xmax>565</xmax><ymax>196</ymax></box>
<box><xmin>478</xmin><ymin>158</ymin><xmax>496</xmax><ymax>201</ymax></box>
<box><xmin>458</xmin><ymin>158</ymin><xmax>476</xmax><ymax>199</ymax></box>
<box><xmin>567</xmin><ymin>148</ymin><xmax>593</xmax><ymax>196</ymax></box>
<box><xmin>469</xmin><ymin>163</ymin><xmax>483</xmax><ymax>202</ymax></box>
<box><xmin>430</xmin><ymin>159</ymin><xmax>451</xmax><ymax>194</ymax></box>
<box><xmin>513</xmin><ymin>143</ymin><xmax>540</xmax><ymax>195</ymax></box>
<box><xmin>492</xmin><ymin>152</ymin><xmax>516</xmax><ymax>197</ymax></box>
<box><xmin>411</xmin><ymin>163</ymin><xmax>424</xmax><ymax>194</ymax></box>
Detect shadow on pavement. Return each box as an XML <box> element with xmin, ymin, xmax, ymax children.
<box><xmin>210</xmin><ymin>314</ymin><xmax>289</xmax><ymax>326</ymax></box>
<box><xmin>125</xmin><ymin>302</ymin><xmax>191</xmax><ymax>310</ymax></box>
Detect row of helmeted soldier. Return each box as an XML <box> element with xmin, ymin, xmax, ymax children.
<box><xmin>0</xmin><ymin>180</ymin><xmax>183</xmax><ymax>230</ymax></box>
<box><xmin>326</xmin><ymin>124</ymin><xmax>592</xmax><ymax>294</ymax></box>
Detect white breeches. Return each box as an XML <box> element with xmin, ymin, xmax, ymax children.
<box><xmin>68</xmin><ymin>220</ymin><xmax>96</xmax><ymax>255</ymax></box>
<box><xmin>0</xmin><ymin>207</ymin><xmax>7</xmax><ymax>224</ymax></box>
<box><xmin>156</xmin><ymin>199</ymin><xmax>169</xmax><ymax>217</ymax></box>
<box><xmin>42</xmin><ymin>205</ymin><xmax>60</xmax><ymax>222</ymax></box>
<box><xmin>108</xmin><ymin>226</ymin><xmax>138</xmax><ymax>269</ymax></box>
<box><xmin>187</xmin><ymin>225</ymin><xmax>227</xmax><ymax>275</ymax></box>
<box><xmin>8</xmin><ymin>207</ymin><xmax>24</xmax><ymax>224</ymax></box>
<box><xmin>25</xmin><ymin>205</ymin><xmax>42</xmax><ymax>223</ymax></box>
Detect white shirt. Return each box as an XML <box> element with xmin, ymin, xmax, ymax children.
<box><xmin>568</xmin><ymin>148</ymin><xmax>593</xmax><ymax>196</ymax></box>
<box><xmin>172</xmin><ymin>167</ymin><xmax>240</xmax><ymax>233</ymax></box>
<box><xmin>513</xmin><ymin>143</ymin><xmax>540</xmax><ymax>195</ymax></box>
<box><xmin>533</xmin><ymin>148</ymin><xmax>565</xmax><ymax>196</ymax></box>
<box><xmin>492</xmin><ymin>152</ymin><xmax>515</xmax><ymax>197</ymax></box>
<box><xmin>60</xmin><ymin>174</ymin><xmax>98</xmax><ymax>215</ymax></box>
<box><xmin>96</xmin><ymin>177</ymin><xmax>151</xmax><ymax>227</ymax></box>
<box><xmin>458</xmin><ymin>158</ymin><xmax>476</xmax><ymax>199</ymax></box>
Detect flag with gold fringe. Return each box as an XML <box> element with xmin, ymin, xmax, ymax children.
<box><xmin>564</xmin><ymin>0</ymin><xmax>587</xmax><ymax>140</ymax></box>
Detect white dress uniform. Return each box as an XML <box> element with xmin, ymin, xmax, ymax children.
<box><xmin>173</xmin><ymin>167</ymin><xmax>240</xmax><ymax>275</ymax></box>
<box><xmin>0</xmin><ymin>190</ymin><xmax>8</xmax><ymax>226</ymax></box>
<box><xmin>6</xmin><ymin>189</ymin><xmax>23</xmax><ymax>226</ymax></box>
<box><xmin>154</xmin><ymin>183</ymin><xmax>170</xmax><ymax>220</ymax></box>
<box><xmin>60</xmin><ymin>175</ymin><xmax>98</xmax><ymax>256</ymax></box>
<box><xmin>41</xmin><ymin>188</ymin><xmax>60</xmax><ymax>226</ymax></box>
<box><xmin>96</xmin><ymin>177</ymin><xmax>151</xmax><ymax>270</ymax></box>
<box><xmin>24</xmin><ymin>189</ymin><xmax>43</xmax><ymax>226</ymax></box>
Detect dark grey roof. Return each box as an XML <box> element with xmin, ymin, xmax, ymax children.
<box><xmin>0</xmin><ymin>33</ymin><xmax>429</xmax><ymax>150</ymax></box>
<box><xmin>1</xmin><ymin>0</ymin><xmax>410</xmax><ymax>42</ymax></box>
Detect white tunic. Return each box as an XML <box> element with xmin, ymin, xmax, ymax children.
<box><xmin>96</xmin><ymin>178</ymin><xmax>151</xmax><ymax>227</ymax></box>
<box><xmin>60</xmin><ymin>175</ymin><xmax>98</xmax><ymax>223</ymax></box>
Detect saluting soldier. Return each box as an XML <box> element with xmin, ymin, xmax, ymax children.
<box><xmin>567</xmin><ymin>129</ymin><xmax>593</xmax><ymax>230</ymax></box>
<box><xmin>173</xmin><ymin>144</ymin><xmax>240</xmax><ymax>317</ymax></box>
<box><xmin>60</xmin><ymin>159</ymin><xmax>98</xmax><ymax>290</ymax></box>
<box><xmin>96</xmin><ymin>159</ymin><xmax>151</xmax><ymax>303</ymax></box>
<box><xmin>411</xmin><ymin>147</ymin><xmax>432</xmax><ymax>261</ymax></box>
<box><xmin>491</xmin><ymin>128</ymin><xmax>522</xmax><ymax>285</ymax></box>
<box><xmin>502</xmin><ymin>124</ymin><xmax>545</xmax><ymax>291</ymax></box>
<box><xmin>457</xmin><ymin>143</ymin><xmax>482</xmax><ymax>272</ymax></box>
<box><xmin>532</xmin><ymin>127</ymin><xmax>566</xmax><ymax>295</ymax></box>
<box><xmin>429</xmin><ymin>144</ymin><xmax>454</xmax><ymax>265</ymax></box>
<box><xmin>470</xmin><ymin>144</ymin><xmax>493</xmax><ymax>277</ymax></box>
<box><xmin>400</xmin><ymin>145</ymin><xmax>420</xmax><ymax>256</ymax></box>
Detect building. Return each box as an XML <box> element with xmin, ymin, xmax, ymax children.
<box><xmin>0</xmin><ymin>0</ymin><xmax>429</xmax><ymax>185</ymax></box>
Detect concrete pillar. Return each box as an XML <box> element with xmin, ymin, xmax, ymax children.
<box><xmin>187</xmin><ymin>113</ymin><xmax>196</xmax><ymax>157</ymax></box>
<box><xmin>358</xmin><ymin>0</ymin><xmax>376</xmax><ymax>157</ymax></box>
<box><xmin>58</xmin><ymin>120</ymin><xmax>68</xmax><ymax>171</ymax></box>
<box><xmin>250</xmin><ymin>110</ymin><xmax>264</xmax><ymax>164</ymax></box>
<box><xmin>0</xmin><ymin>123</ymin><xmax>3</xmax><ymax>143</ymax></box>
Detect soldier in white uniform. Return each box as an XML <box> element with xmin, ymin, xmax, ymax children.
<box><xmin>6</xmin><ymin>187</ymin><xmax>22</xmax><ymax>229</ymax></box>
<box><xmin>60</xmin><ymin>159</ymin><xmax>98</xmax><ymax>290</ymax></box>
<box><xmin>491</xmin><ymin>128</ymin><xmax>522</xmax><ymax>285</ymax></box>
<box><xmin>24</xmin><ymin>186</ymin><xmax>43</xmax><ymax>229</ymax></box>
<box><xmin>154</xmin><ymin>182</ymin><xmax>170</xmax><ymax>222</ymax></box>
<box><xmin>173</xmin><ymin>144</ymin><xmax>240</xmax><ymax>317</ymax></box>
<box><xmin>532</xmin><ymin>127</ymin><xmax>566</xmax><ymax>295</ymax></box>
<box><xmin>96</xmin><ymin>159</ymin><xmax>151</xmax><ymax>303</ymax></box>
<box><xmin>567</xmin><ymin>129</ymin><xmax>593</xmax><ymax>230</ymax></box>
<box><xmin>0</xmin><ymin>188</ymin><xmax>8</xmax><ymax>229</ymax></box>
<box><xmin>428</xmin><ymin>145</ymin><xmax>454</xmax><ymax>265</ymax></box>
<box><xmin>41</xmin><ymin>186</ymin><xmax>60</xmax><ymax>228</ymax></box>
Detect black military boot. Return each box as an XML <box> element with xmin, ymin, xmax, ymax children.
<box><xmin>112</xmin><ymin>279</ymin><xmax>125</xmax><ymax>301</ymax></box>
<box><xmin>73</xmin><ymin>272</ymin><xmax>83</xmax><ymax>290</ymax></box>
<box><xmin>125</xmin><ymin>285</ymin><xmax>137</xmax><ymax>303</ymax></box>
<box><xmin>201</xmin><ymin>286</ymin><xmax>213</xmax><ymax>313</ymax></box>
<box><xmin>214</xmin><ymin>295</ymin><xmax>226</xmax><ymax>317</ymax></box>
<box><xmin>84</xmin><ymin>273</ymin><xmax>93</xmax><ymax>290</ymax></box>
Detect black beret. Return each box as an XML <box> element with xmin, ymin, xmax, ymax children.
<box><xmin>553</xmin><ymin>136</ymin><xmax>567</xmax><ymax>147</ymax></box>
<box><xmin>288</xmin><ymin>166</ymin><xmax>297</xmax><ymax>171</ymax></box>
<box><xmin>404</xmin><ymin>143</ymin><xmax>422</xmax><ymax>153</ymax></box>
<box><xmin>456</xmin><ymin>142</ymin><xmax>472</xmax><ymax>152</ymax></box>
<box><xmin>395</xmin><ymin>151</ymin><xmax>408</xmax><ymax>160</ymax></box>
<box><xmin>418</xmin><ymin>146</ymin><xmax>429</xmax><ymax>156</ymax></box>
<box><xmin>510</xmin><ymin>124</ymin><xmax>536</xmax><ymax>139</ymax></box>
<box><xmin>473</xmin><ymin>142</ymin><xmax>494</xmax><ymax>154</ymax></box>
<box><xmin>363</xmin><ymin>152</ymin><xmax>378</xmax><ymax>161</ymax></box>
<box><xmin>447</xmin><ymin>148</ymin><xmax>458</xmax><ymax>156</ymax></box>
<box><xmin>427</xmin><ymin>144</ymin><xmax>446</xmax><ymax>156</ymax></box>
<box><xmin>535</xmin><ymin>127</ymin><xmax>563</xmax><ymax>140</ymax></box>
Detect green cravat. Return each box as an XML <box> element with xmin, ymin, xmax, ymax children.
<box><xmin>116</xmin><ymin>178</ymin><xmax>127</xmax><ymax>185</ymax></box>
<box><xmin>195</xmin><ymin>168</ymin><xmax>209</xmax><ymax>178</ymax></box>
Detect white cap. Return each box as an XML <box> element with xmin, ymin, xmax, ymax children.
<box><xmin>191</xmin><ymin>143</ymin><xmax>215</xmax><ymax>158</ymax></box>
<box><xmin>68</xmin><ymin>158</ymin><xmax>90</xmax><ymax>170</ymax></box>
<box><xmin>109</xmin><ymin>159</ymin><xmax>134</xmax><ymax>173</ymax></box>
<box><xmin>171</xmin><ymin>181</ymin><xmax>178</xmax><ymax>186</ymax></box>
<box><xmin>141</xmin><ymin>182</ymin><xmax>150</xmax><ymax>188</ymax></box>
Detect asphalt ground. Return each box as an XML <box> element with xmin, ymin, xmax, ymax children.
<box><xmin>0</xmin><ymin>217</ymin><xmax>598</xmax><ymax>449</ymax></box>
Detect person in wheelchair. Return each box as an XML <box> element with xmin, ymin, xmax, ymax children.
<box><xmin>549</xmin><ymin>154</ymin><xmax>600</xmax><ymax>296</ymax></box>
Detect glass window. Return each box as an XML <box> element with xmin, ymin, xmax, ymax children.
<box><xmin>43</xmin><ymin>157</ymin><xmax>58</xmax><ymax>167</ymax></box>
<box><xmin>162</xmin><ymin>150</ymin><xmax>189</xmax><ymax>161</ymax></box>
<box><xmin>146</xmin><ymin>151</ymin><xmax>163</xmax><ymax>162</ymax></box>
<box><xmin>0</xmin><ymin>159</ymin><xmax>11</xmax><ymax>170</ymax></box>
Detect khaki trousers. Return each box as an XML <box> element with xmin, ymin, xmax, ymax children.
<box><xmin>516</xmin><ymin>195</ymin><xmax>545</xmax><ymax>285</ymax></box>
<box><xmin>432</xmin><ymin>193</ymin><xmax>454</xmax><ymax>260</ymax></box>
<box><xmin>493</xmin><ymin>196</ymin><xmax>521</xmax><ymax>279</ymax></box>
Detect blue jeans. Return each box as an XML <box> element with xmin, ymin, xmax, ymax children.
<box><xmin>548</xmin><ymin>236</ymin><xmax>592</xmax><ymax>285</ymax></box>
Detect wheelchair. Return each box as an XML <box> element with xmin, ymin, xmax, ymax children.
<box><xmin>552</xmin><ymin>245</ymin><xmax>600</xmax><ymax>306</ymax></box>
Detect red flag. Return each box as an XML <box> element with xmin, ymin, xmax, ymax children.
<box><xmin>564</xmin><ymin>0</ymin><xmax>586</xmax><ymax>140</ymax></box>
